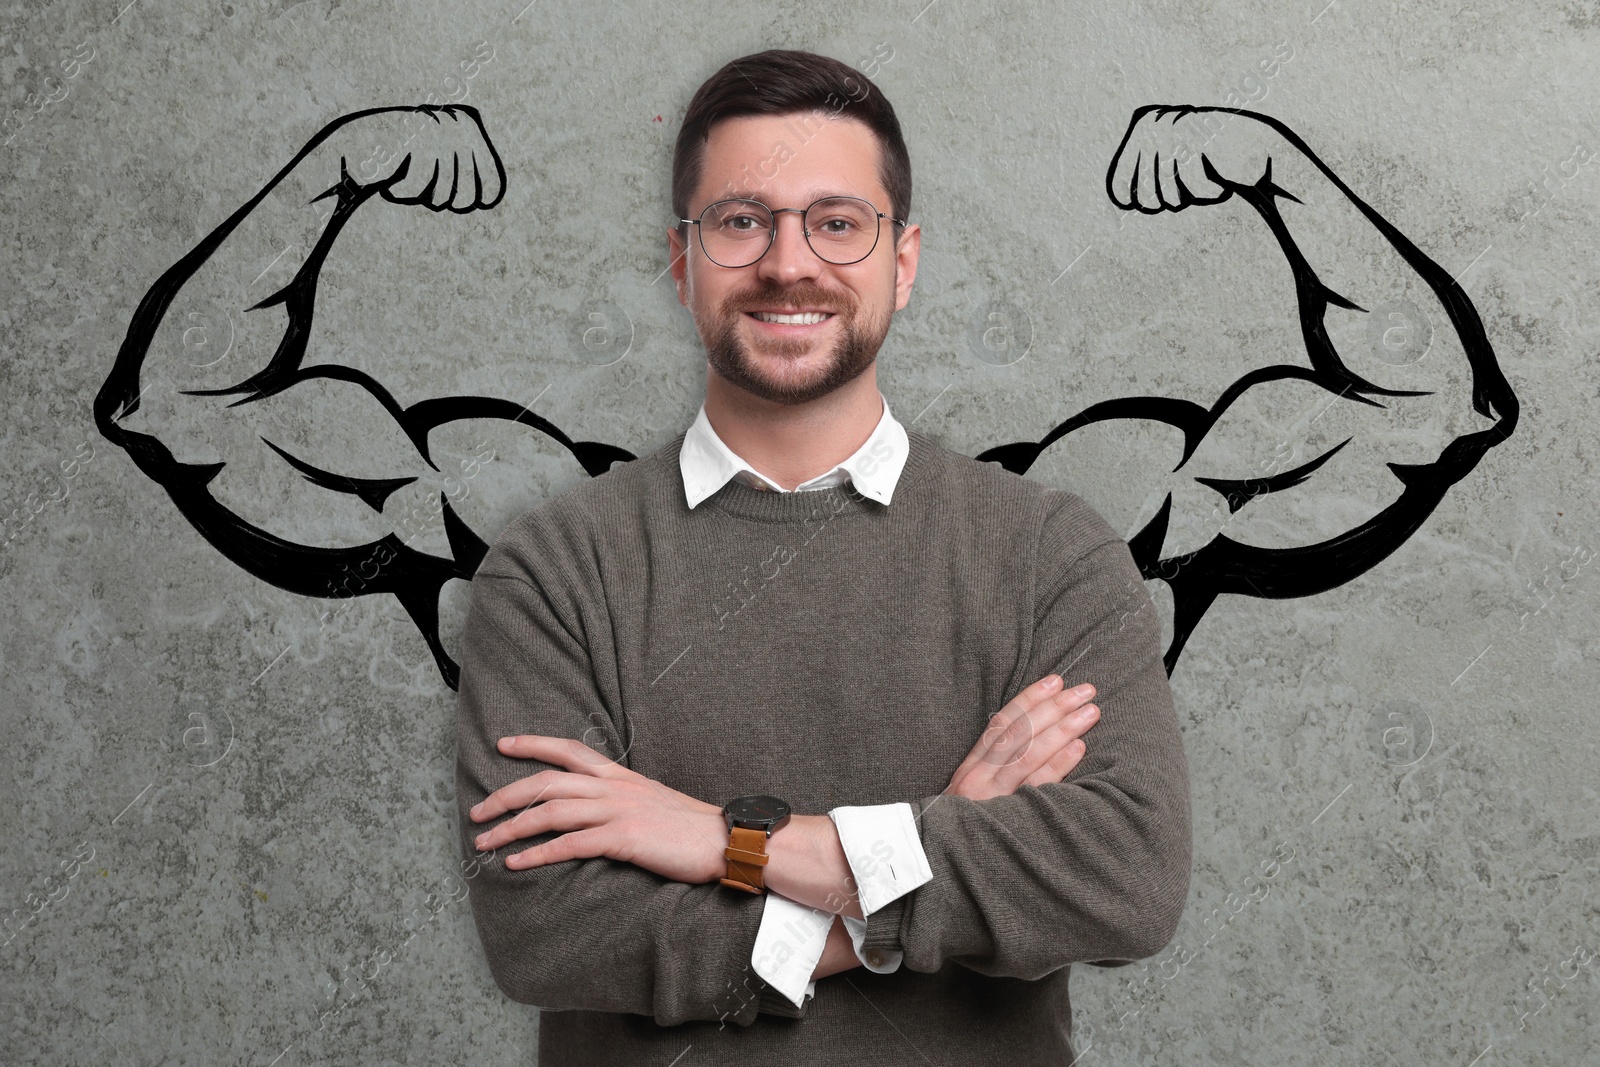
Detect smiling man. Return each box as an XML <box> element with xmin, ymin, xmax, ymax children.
<box><xmin>667</xmin><ymin>92</ymin><xmax>911</xmax><ymax>490</ymax></box>
<box><xmin>455</xmin><ymin>48</ymin><xmax>1191</xmax><ymax>1066</ymax></box>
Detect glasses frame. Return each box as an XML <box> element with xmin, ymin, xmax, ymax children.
<box><xmin>677</xmin><ymin>195</ymin><xmax>909</xmax><ymax>268</ymax></box>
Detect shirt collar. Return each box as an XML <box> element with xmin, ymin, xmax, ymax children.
<box><xmin>680</xmin><ymin>390</ymin><xmax>910</xmax><ymax>510</ymax></box>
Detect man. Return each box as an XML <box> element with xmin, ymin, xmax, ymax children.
<box><xmin>456</xmin><ymin>48</ymin><xmax>1190</xmax><ymax>1065</ymax></box>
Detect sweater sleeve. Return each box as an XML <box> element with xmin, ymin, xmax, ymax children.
<box><xmin>455</xmin><ymin>520</ymin><xmax>809</xmax><ymax>1025</ymax></box>
<box><xmin>857</xmin><ymin>493</ymin><xmax>1193</xmax><ymax>978</ymax></box>
<box><xmin>752</xmin><ymin>803</ymin><xmax>934</xmax><ymax>1008</ymax></box>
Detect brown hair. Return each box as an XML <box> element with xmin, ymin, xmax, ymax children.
<box><xmin>671</xmin><ymin>49</ymin><xmax>912</xmax><ymax>237</ymax></box>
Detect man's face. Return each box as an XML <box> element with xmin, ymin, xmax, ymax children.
<box><xmin>668</xmin><ymin>112</ymin><xmax>919</xmax><ymax>406</ymax></box>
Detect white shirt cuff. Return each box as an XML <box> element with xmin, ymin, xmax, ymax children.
<box><xmin>751</xmin><ymin>891</ymin><xmax>832</xmax><ymax>1009</ymax></box>
<box><xmin>840</xmin><ymin>912</ymin><xmax>902</xmax><ymax>973</ymax></box>
<box><xmin>828</xmin><ymin>802</ymin><xmax>933</xmax><ymax>917</ymax></box>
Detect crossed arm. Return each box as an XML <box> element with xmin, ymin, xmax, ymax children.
<box><xmin>454</xmin><ymin>494</ymin><xmax>1189</xmax><ymax>1025</ymax></box>
<box><xmin>465</xmin><ymin>672</ymin><xmax>1100</xmax><ymax>985</ymax></box>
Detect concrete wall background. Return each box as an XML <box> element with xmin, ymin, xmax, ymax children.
<box><xmin>3</xmin><ymin>0</ymin><xmax>1597</xmax><ymax>1063</ymax></box>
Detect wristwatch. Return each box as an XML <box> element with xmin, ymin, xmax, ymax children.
<box><xmin>720</xmin><ymin>794</ymin><xmax>792</xmax><ymax>894</ymax></box>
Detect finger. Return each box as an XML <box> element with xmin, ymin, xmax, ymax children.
<box><xmin>457</xmin><ymin>107</ymin><xmax>505</xmax><ymax>206</ymax></box>
<box><xmin>466</xmin><ymin>152</ymin><xmax>485</xmax><ymax>210</ymax></box>
<box><xmin>985</xmin><ymin>700</ymin><xmax>1100</xmax><ymax>793</ymax></box>
<box><xmin>420</xmin><ymin>156</ymin><xmax>444</xmax><ymax>206</ymax></box>
<box><xmin>429</xmin><ymin>152</ymin><xmax>458</xmax><ymax>210</ymax></box>
<box><xmin>477</xmin><ymin>798</ymin><xmax>598</xmax><ymax>853</ymax></box>
<box><xmin>450</xmin><ymin>153</ymin><xmax>479</xmax><ymax>213</ymax></box>
<box><xmin>1106</xmin><ymin>107</ymin><xmax>1159</xmax><ymax>209</ymax></box>
<box><xmin>975</xmin><ymin>712</ymin><xmax>1034</xmax><ymax>772</ymax></box>
<box><xmin>499</xmin><ymin>734</ymin><xmax>626</xmax><ymax>775</ymax></box>
<box><xmin>505</xmin><ymin>826</ymin><xmax>606</xmax><ymax>870</ymax></box>
<box><xmin>471</xmin><ymin>146</ymin><xmax>504</xmax><ymax>209</ymax></box>
<box><xmin>1039</xmin><ymin>702</ymin><xmax>1100</xmax><ymax>749</ymax></box>
<box><xmin>1155</xmin><ymin>150</ymin><xmax>1184</xmax><ymax>209</ymax></box>
<box><xmin>446</xmin><ymin>150</ymin><xmax>462</xmax><ymax>207</ymax></box>
<box><xmin>993</xmin><ymin>703</ymin><xmax>1097</xmax><ymax>793</ymax></box>
<box><xmin>1107</xmin><ymin>141</ymin><xmax>1139</xmax><ymax>209</ymax></box>
<box><xmin>406</xmin><ymin>157</ymin><xmax>441</xmax><ymax>205</ymax></box>
<box><xmin>1020</xmin><ymin>738</ymin><xmax>1087</xmax><ymax>789</ymax></box>
<box><xmin>1179</xmin><ymin>155</ymin><xmax>1228</xmax><ymax>203</ymax></box>
<box><xmin>1013</xmin><ymin>737</ymin><xmax>1083</xmax><ymax>792</ymax></box>
<box><xmin>966</xmin><ymin>680</ymin><xmax>1096</xmax><ymax>778</ymax></box>
<box><xmin>383</xmin><ymin>154</ymin><xmax>419</xmax><ymax>199</ymax></box>
<box><xmin>472</xmin><ymin>769</ymin><xmax>601</xmax><ymax>823</ymax></box>
<box><xmin>949</xmin><ymin>675</ymin><xmax>1066</xmax><ymax>783</ymax></box>
<box><xmin>1133</xmin><ymin>150</ymin><xmax>1162</xmax><ymax>213</ymax></box>
<box><xmin>1105</xmin><ymin>147</ymin><xmax>1130</xmax><ymax>208</ymax></box>
<box><xmin>985</xmin><ymin>684</ymin><xmax>1100</xmax><ymax>758</ymax></box>
<box><xmin>1169</xmin><ymin>162</ymin><xmax>1196</xmax><ymax>208</ymax></box>
<box><xmin>475</xmin><ymin>134</ymin><xmax>507</xmax><ymax>208</ymax></box>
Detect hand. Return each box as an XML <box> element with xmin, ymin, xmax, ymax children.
<box><xmin>349</xmin><ymin>104</ymin><xmax>506</xmax><ymax>212</ymax></box>
<box><xmin>944</xmin><ymin>674</ymin><xmax>1099</xmax><ymax>802</ymax></box>
<box><xmin>468</xmin><ymin>735</ymin><xmax>728</xmax><ymax>884</ymax></box>
<box><xmin>1106</xmin><ymin>104</ymin><xmax>1284</xmax><ymax>213</ymax></box>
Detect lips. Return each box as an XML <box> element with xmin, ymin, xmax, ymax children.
<box><xmin>743</xmin><ymin>310</ymin><xmax>837</xmax><ymax>334</ymax></box>
<box><xmin>747</xmin><ymin>310</ymin><xmax>836</xmax><ymax>324</ymax></box>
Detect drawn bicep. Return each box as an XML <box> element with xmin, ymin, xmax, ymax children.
<box><xmin>1168</xmin><ymin>376</ymin><xmax>1467</xmax><ymax>553</ymax></box>
<box><xmin>1022</xmin><ymin>417</ymin><xmax>1190</xmax><ymax>543</ymax></box>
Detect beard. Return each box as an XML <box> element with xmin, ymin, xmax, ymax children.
<box><xmin>697</xmin><ymin>278</ymin><xmax>893</xmax><ymax>406</ymax></box>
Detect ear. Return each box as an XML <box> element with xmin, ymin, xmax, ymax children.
<box><xmin>667</xmin><ymin>225</ymin><xmax>690</xmax><ymax>307</ymax></box>
<box><xmin>891</xmin><ymin>222</ymin><xmax>920</xmax><ymax>313</ymax></box>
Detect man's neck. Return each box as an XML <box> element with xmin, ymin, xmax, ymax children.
<box><xmin>701</xmin><ymin>370</ymin><xmax>884</xmax><ymax>491</ymax></box>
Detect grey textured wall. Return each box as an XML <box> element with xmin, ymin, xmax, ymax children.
<box><xmin>4</xmin><ymin>0</ymin><xmax>1597</xmax><ymax>1063</ymax></box>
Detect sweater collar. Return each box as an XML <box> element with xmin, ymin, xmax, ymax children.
<box><xmin>679</xmin><ymin>390</ymin><xmax>910</xmax><ymax>510</ymax></box>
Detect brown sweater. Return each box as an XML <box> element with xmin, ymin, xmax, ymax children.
<box><xmin>454</xmin><ymin>427</ymin><xmax>1192</xmax><ymax>1065</ymax></box>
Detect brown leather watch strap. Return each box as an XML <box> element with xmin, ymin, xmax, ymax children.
<box><xmin>720</xmin><ymin>825</ymin><xmax>771</xmax><ymax>894</ymax></box>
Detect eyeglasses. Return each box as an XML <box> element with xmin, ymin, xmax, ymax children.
<box><xmin>678</xmin><ymin>196</ymin><xmax>907</xmax><ymax>268</ymax></box>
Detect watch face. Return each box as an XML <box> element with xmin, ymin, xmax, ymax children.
<box><xmin>724</xmin><ymin>794</ymin><xmax>790</xmax><ymax>830</ymax></box>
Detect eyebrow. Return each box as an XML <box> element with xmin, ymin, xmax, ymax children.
<box><xmin>718</xmin><ymin>187</ymin><xmax>863</xmax><ymax>205</ymax></box>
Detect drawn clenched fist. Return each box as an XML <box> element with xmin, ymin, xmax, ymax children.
<box><xmin>351</xmin><ymin>104</ymin><xmax>506</xmax><ymax>212</ymax></box>
<box><xmin>1106</xmin><ymin>104</ymin><xmax>1285</xmax><ymax>213</ymax></box>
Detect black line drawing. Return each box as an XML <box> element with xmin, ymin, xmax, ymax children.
<box><xmin>977</xmin><ymin>105</ymin><xmax>1516</xmax><ymax>672</ymax></box>
<box><xmin>94</xmin><ymin>103</ymin><xmax>1517</xmax><ymax>690</ymax></box>
<box><xmin>93</xmin><ymin>106</ymin><xmax>632</xmax><ymax>691</ymax></box>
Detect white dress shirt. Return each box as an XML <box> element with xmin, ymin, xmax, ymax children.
<box><xmin>679</xmin><ymin>390</ymin><xmax>934</xmax><ymax>1009</ymax></box>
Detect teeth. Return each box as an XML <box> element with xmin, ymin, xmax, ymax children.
<box><xmin>752</xmin><ymin>311</ymin><xmax>832</xmax><ymax>325</ymax></box>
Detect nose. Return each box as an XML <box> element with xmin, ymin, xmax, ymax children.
<box><xmin>756</xmin><ymin>209</ymin><xmax>824</xmax><ymax>286</ymax></box>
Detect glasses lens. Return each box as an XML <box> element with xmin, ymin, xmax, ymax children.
<box><xmin>700</xmin><ymin>199</ymin><xmax>773</xmax><ymax>268</ymax></box>
<box><xmin>804</xmin><ymin>198</ymin><xmax>880</xmax><ymax>264</ymax></box>
<box><xmin>696</xmin><ymin>197</ymin><xmax>884</xmax><ymax>267</ymax></box>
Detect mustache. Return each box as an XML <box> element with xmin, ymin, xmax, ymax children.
<box><xmin>725</xmin><ymin>285</ymin><xmax>856</xmax><ymax>315</ymax></box>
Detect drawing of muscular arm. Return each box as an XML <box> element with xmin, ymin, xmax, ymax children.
<box><xmin>110</xmin><ymin>105</ymin><xmax>506</xmax><ymax>419</ymax></box>
<box><xmin>95</xmin><ymin>106</ymin><xmax>629</xmax><ymax>690</ymax></box>
<box><xmin>983</xmin><ymin>106</ymin><xmax>1518</xmax><ymax>673</ymax></box>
